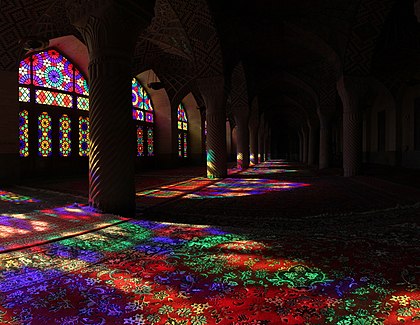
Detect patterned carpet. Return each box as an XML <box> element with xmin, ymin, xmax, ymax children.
<box><xmin>0</xmin><ymin>211</ymin><xmax>418</xmax><ymax>324</ymax></box>
<box><xmin>0</xmin><ymin>188</ymin><xmax>127</xmax><ymax>252</ymax></box>
<box><xmin>0</xmin><ymin>160</ymin><xmax>418</xmax><ymax>324</ymax></box>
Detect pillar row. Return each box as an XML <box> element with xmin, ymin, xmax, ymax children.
<box><xmin>337</xmin><ymin>76</ymin><xmax>366</xmax><ymax>177</ymax></box>
<box><xmin>198</xmin><ymin>77</ymin><xmax>227</xmax><ymax>179</ymax></box>
<box><xmin>318</xmin><ymin>111</ymin><xmax>333</xmax><ymax>169</ymax></box>
<box><xmin>307</xmin><ymin>124</ymin><xmax>317</xmax><ymax>166</ymax></box>
<box><xmin>258</xmin><ymin>114</ymin><xmax>265</xmax><ymax>163</ymax></box>
<box><xmin>249</xmin><ymin>124</ymin><xmax>258</xmax><ymax>165</ymax></box>
<box><xmin>233</xmin><ymin>108</ymin><xmax>250</xmax><ymax>169</ymax></box>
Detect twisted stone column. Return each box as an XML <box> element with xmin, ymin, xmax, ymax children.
<box><xmin>233</xmin><ymin>108</ymin><xmax>250</xmax><ymax>169</ymax></box>
<box><xmin>67</xmin><ymin>1</ymin><xmax>153</xmax><ymax>215</ymax></box>
<box><xmin>337</xmin><ymin>76</ymin><xmax>365</xmax><ymax>177</ymax></box>
<box><xmin>249</xmin><ymin>99</ymin><xmax>259</xmax><ymax>165</ymax></box>
<box><xmin>198</xmin><ymin>77</ymin><xmax>227</xmax><ymax>178</ymax></box>
<box><xmin>302</xmin><ymin>126</ymin><xmax>309</xmax><ymax>164</ymax></box>
<box><xmin>298</xmin><ymin>131</ymin><xmax>303</xmax><ymax>162</ymax></box>
<box><xmin>307</xmin><ymin>123</ymin><xmax>317</xmax><ymax>166</ymax></box>
<box><xmin>318</xmin><ymin>111</ymin><xmax>333</xmax><ymax>169</ymax></box>
<box><xmin>258</xmin><ymin>114</ymin><xmax>265</xmax><ymax>163</ymax></box>
<box><xmin>264</xmin><ymin>125</ymin><xmax>271</xmax><ymax>161</ymax></box>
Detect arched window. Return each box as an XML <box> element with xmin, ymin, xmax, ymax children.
<box><xmin>18</xmin><ymin>48</ymin><xmax>89</xmax><ymax>158</ymax></box>
<box><xmin>177</xmin><ymin>103</ymin><xmax>188</xmax><ymax>158</ymax></box>
<box><xmin>132</xmin><ymin>78</ymin><xmax>154</xmax><ymax>157</ymax></box>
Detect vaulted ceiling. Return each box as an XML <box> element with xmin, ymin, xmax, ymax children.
<box><xmin>1</xmin><ymin>0</ymin><xmax>419</xmax><ymax>132</ymax></box>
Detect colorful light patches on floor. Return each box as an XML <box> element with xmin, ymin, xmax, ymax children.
<box><xmin>0</xmin><ymin>190</ymin><xmax>39</xmax><ymax>204</ymax></box>
<box><xmin>0</xmin><ymin>204</ymin><xmax>128</xmax><ymax>252</ymax></box>
<box><xmin>137</xmin><ymin>177</ymin><xmax>309</xmax><ymax>201</ymax></box>
<box><xmin>136</xmin><ymin>178</ymin><xmax>214</xmax><ymax>200</ymax></box>
<box><xmin>0</xmin><ymin>219</ymin><xmax>417</xmax><ymax>324</ymax></box>
<box><xmin>184</xmin><ymin>178</ymin><xmax>310</xmax><ymax>199</ymax></box>
<box><xmin>240</xmin><ymin>168</ymin><xmax>298</xmax><ymax>176</ymax></box>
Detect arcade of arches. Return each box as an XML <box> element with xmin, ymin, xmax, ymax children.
<box><xmin>0</xmin><ymin>1</ymin><xmax>419</xmax><ymax>324</ymax></box>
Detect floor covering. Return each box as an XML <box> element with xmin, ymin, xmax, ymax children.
<box><xmin>0</xmin><ymin>160</ymin><xmax>418</xmax><ymax>324</ymax></box>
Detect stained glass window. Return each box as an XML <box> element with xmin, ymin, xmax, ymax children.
<box><xmin>38</xmin><ymin>112</ymin><xmax>52</xmax><ymax>157</ymax></box>
<box><xmin>18</xmin><ymin>48</ymin><xmax>89</xmax><ymax>159</ymax></box>
<box><xmin>177</xmin><ymin>103</ymin><xmax>188</xmax><ymax>158</ymax></box>
<box><xmin>147</xmin><ymin>127</ymin><xmax>154</xmax><ymax>156</ymax></box>
<box><xmin>32</xmin><ymin>50</ymin><xmax>73</xmax><ymax>91</ymax></box>
<box><xmin>137</xmin><ymin>126</ymin><xmax>144</xmax><ymax>157</ymax></box>
<box><xmin>183</xmin><ymin>133</ymin><xmax>188</xmax><ymax>158</ymax></box>
<box><xmin>19</xmin><ymin>87</ymin><xmax>30</xmax><ymax>103</ymax></box>
<box><xmin>19</xmin><ymin>110</ymin><xmax>29</xmax><ymax>157</ymax></box>
<box><xmin>178</xmin><ymin>133</ymin><xmax>182</xmax><ymax>158</ymax></box>
<box><xmin>77</xmin><ymin>97</ymin><xmax>89</xmax><ymax>111</ymax></box>
<box><xmin>79</xmin><ymin>117</ymin><xmax>89</xmax><ymax>157</ymax></box>
<box><xmin>177</xmin><ymin>103</ymin><xmax>188</xmax><ymax>130</ymax></box>
<box><xmin>59</xmin><ymin>115</ymin><xmax>71</xmax><ymax>157</ymax></box>
<box><xmin>35</xmin><ymin>90</ymin><xmax>73</xmax><ymax>108</ymax></box>
<box><xmin>132</xmin><ymin>78</ymin><xmax>154</xmax><ymax>158</ymax></box>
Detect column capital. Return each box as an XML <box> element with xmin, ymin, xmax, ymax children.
<box><xmin>197</xmin><ymin>76</ymin><xmax>225</xmax><ymax>97</ymax></box>
<box><xmin>66</xmin><ymin>0</ymin><xmax>153</xmax><ymax>60</ymax></box>
<box><xmin>337</xmin><ymin>75</ymin><xmax>370</xmax><ymax>112</ymax></box>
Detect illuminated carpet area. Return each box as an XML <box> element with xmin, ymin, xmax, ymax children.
<box><xmin>0</xmin><ymin>189</ymin><xmax>128</xmax><ymax>252</ymax></box>
<box><xmin>0</xmin><ymin>160</ymin><xmax>419</xmax><ymax>324</ymax></box>
<box><xmin>0</xmin><ymin>215</ymin><xmax>418</xmax><ymax>324</ymax></box>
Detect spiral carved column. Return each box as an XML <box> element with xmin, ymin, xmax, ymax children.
<box><xmin>264</xmin><ymin>125</ymin><xmax>271</xmax><ymax>161</ymax></box>
<box><xmin>302</xmin><ymin>127</ymin><xmax>309</xmax><ymax>164</ymax></box>
<box><xmin>307</xmin><ymin>124</ymin><xmax>317</xmax><ymax>166</ymax></box>
<box><xmin>337</xmin><ymin>76</ymin><xmax>365</xmax><ymax>177</ymax></box>
<box><xmin>319</xmin><ymin>112</ymin><xmax>333</xmax><ymax>169</ymax></box>
<box><xmin>233</xmin><ymin>109</ymin><xmax>250</xmax><ymax>169</ymax></box>
<box><xmin>88</xmin><ymin>55</ymin><xmax>136</xmax><ymax>215</ymax></box>
<box><xmin>249</xmin><ymin>125</ymin><xmax>258</xmax><ymax>165</ymax></box>
<box><xmin>249</xmin><ymin>100</ymin><xmax>259</xmax><ymax>165</ymax></box>
<box><xmin>258</xmin><ymin>114</ymin><xmax>265</xmax><ymax>163</ymax></box>
<box><xmin>198</xmin><ymin>77</ymin><xmax>227</xmax><ymax>179</ymax></box>
<box><xmin>67</xmin><ymin>2</ymin><xmax>152</xmax><ymax>216</ymax></box>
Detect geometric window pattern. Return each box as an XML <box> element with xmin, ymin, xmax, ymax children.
<box><xmin>132</xmin><ymin>78</ymin><xmax>154</xmax><ymax>157</ymax></box>
<box><xmin>38</xmin><ymin>112</ymin><xmax>52</xmax><ymax>157</ymax></box>
<box><xmin>19</xmin><ymin>110</ymin><xmax>29</xmax><ymax>157</ymax></box>
<box><xmin>79</xmin><ymin>117</ymin><xmax>89</xmax><ymax>157</ymax></box>
<box><xmin>59</xmin><ymin>115</ymin><xmax>71</xmax><ymax>157</ymax></box>
<box><xmin>18</xmin><ymin>48</ymin><xmax>90</xmax><ymax>158</ymax></box>
<box><xmin>35</xmin><ymin>90</ymin><xmax>73</xmax><ymax>108</ymax></box>
<box><xmin>177</xmin><ymin>103</ymin><xmax>188</xmax><ymax>158</ymax></box>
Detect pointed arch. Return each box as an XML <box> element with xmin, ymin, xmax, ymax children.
<box><xmin>18</xmin><ymin>48</ymin><xmax>89</xmax><ymax>159</ymax></box>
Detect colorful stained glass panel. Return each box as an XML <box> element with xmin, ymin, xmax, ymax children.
<box><xmin>184</xmin><ymin>133</ymin><xmax>188</xmax><ymax>158</ymax></box>
<box><xmin>19</xmin><ymin>87</ymin><xmax>30</xmax><ymax>103</ymax></box>
<box><xmin>19</xmin><ymin>57</ymin><xmax>31</xmax><ymax>85</ymax></box>
<box><xmin>177</xmin><ymin>103</ymin><xmax>188</xmax><ymax>122</ymax></box>
<box><xmin>145</xmin><ymin>112</ymin><xmax>153</xmax><ymax>123</ymax></box>
<box><xmin>59</xmin><ymin>115</ymin><xmax>71</xmax><ymax>157</ymax></box>
<box><xmin>35</xmin><ymin>90</ymin><xmax>73</xmax><ymax>108</ymax></box>
<box><xmin>133</xmin><ymin>109</ymin><xmax>144</xmax><ymax>121</ymax></box>
<box><xmin>77</xmin><ymin>97</ymin><xmax>89</xmax><ymax>111</ymax></box>
<box><xmin>178</xmin><ymin>133</ymin><xmax>182</xmax><ymax>157</ymax></box>
<box><xmin>19</xmin><ymin>110</ymin><xmax>29</xmax><ymax>157</ymax></box>
<box><xmin>32</xmin><ymin>50</ymin><xmax>73</xmax><ymax>91</ymax></box>
<box><xmin>74</xmin><ymin>68</ymin><xmax>89</xmax><ymax>95</ymax></box>
<box><xmin>147</xmin><ymin>127</ymin><xmax>154</xmax><ymax>156</ymax></box>
<box><xmin>38</xmin><ymin>112</ymin><xmax>52</xmax><ymax>157</ymax></box>
<box><xmin>137</xmin><ymin>126</ymin><xmax>144</xmax><ymax>157</ymax></box>
<box><xmin>79</xmin><ymin>117</ymin><xmax>89</xmax><ymax>156</ymax></box>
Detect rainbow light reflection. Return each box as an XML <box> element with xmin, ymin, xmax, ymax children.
<box><xmin>0</xmin><ymin>190</ymin><xmax>39</xmax><ymax>204</ymax></box>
